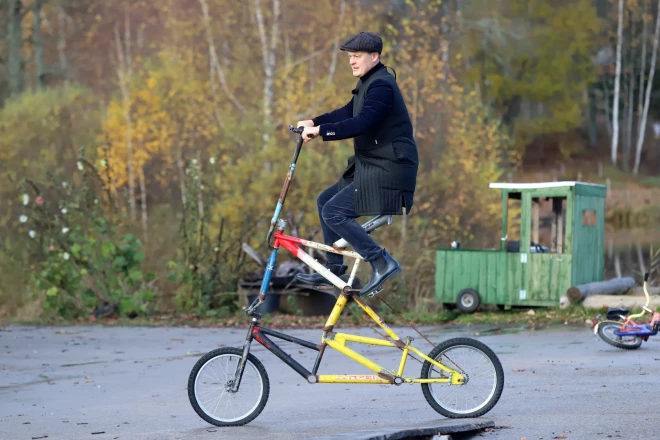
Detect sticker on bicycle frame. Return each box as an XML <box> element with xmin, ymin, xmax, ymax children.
<box><xmin>333</xmin><ymin>375</ymin><xmax>378</xmax><ymax>380</ymax></box>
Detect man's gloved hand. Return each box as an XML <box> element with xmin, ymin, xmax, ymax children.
<box><xmin>301</xmin><ymin>126</ymin><xmax>320</xmax><ymax>143</ymax></box>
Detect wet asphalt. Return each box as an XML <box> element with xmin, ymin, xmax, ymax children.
<box><xmin>1</xmin><ymin>322</ymin><xmax>659</xmax><ymax>440</ymax></box>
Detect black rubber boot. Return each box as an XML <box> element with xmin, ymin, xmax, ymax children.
<box><xmin>359</xmin><ymin>249</ymin><xmax>401</xmax><ymax>297</ymax></box>
<box><xmin>295</xmin><ymin>264</ymin><xmax>347</xmax><ymax>286</ymax></box>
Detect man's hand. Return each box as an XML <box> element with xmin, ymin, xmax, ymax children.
<box><xmin>301</xmin><ymin>126</ymin><xmax>320</xmax><ymax>143</ymax></box>
<box><xmin>296</xmin><ymin>120</ymin><xmax>315</xmax><ymax>129</ymax></box>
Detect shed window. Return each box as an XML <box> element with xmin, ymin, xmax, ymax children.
<box><xmin>582</xmin><ymin>210</ymin><xmax>596</xmax><ymax>226</ymax></box>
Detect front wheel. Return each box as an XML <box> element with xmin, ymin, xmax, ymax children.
<box><xmin>188</xmin><ymin>347</ymin><xmax>270</xmax><ymax>426</ymax></box>
<box><xmin>597</xmin><ymin>321</ymin><xmax>643</xmax><ymax>350</ymax></box>
<box><xmin>421</xmin><ymin>338</ymin><xmax>504</xmax><ymax>418</ymax></box>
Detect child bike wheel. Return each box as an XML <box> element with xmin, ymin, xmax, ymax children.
<box><xmin>188</xmin><ymin>347</ymin><xmax>270</xmax><ymax>426</ymax></box>
<box><xmin>421</xmin><ymin>338</ymin><xmax>504</xmax><ymax>418</ymax></box>
<box><xmin>597</xmin><ymin>322</ymin><xmax>642</xmax><ymax>350</ymax></box>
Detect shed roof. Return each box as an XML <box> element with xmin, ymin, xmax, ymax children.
<box><xmin>489</xmin><ymin>181</ymin><xmax>605</xmax><ymax>190</ymax></box>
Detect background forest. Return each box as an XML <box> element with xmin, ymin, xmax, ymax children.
<box><xmin>1</xmin><ymin>0</ymin><xmax>659</xmax><ymax>321</ymax></box>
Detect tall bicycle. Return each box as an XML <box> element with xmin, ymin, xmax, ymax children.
<box><xmin>187</xmin><ymin>126</ymin><xmax>505</xmax><ymax>426</ymax></box>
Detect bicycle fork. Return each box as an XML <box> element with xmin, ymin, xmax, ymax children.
<box><xmin>231</xmin><ymin>317</ymin><xmax>259</xmax><ymax>393</ymax></box>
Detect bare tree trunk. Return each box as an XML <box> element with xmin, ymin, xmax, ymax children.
<box><xmin>199</xmin><ymin>0</ymin><xmax>246</xmax><ymax>114</ymax></box>
<box><xmin>284</xmin><ymin>33</ymin><xmax>291</xmax><ymax>119</ymax></box>
<box><xmin>254</xmin><ymin>0</ymin><xmax>280</xmax><ymax>149</ymax></box>
<box><xmin>624</xmin><ymin>43</ymin><xmax>634</xmax><ymax>171</ymax></box>
<box><xmin>638</xmin><ymin>0</ymin><xmax>648</xmax><ymax>126</ymax></box>
<box><xmin>57</xmin><ymin>6</ymin><xmax>70</xmax><ymax>78</ymax></box>
<box><xmin>139</xmin><ymin>168</ymin><xmax>148</xmax><ymax>245</ymax></box>
<box><xmin>176</xmin><ymin>140</ymin><xmax>187</xmax><ymax>208</ymax></box>
<box><xmin>114</xmin><ymin>20</ymin><xmax>136</xmax><ymax>221</ymax></box>
<box><xmin>587</xmin><ymin>85</ymin><xmax>598</xmax><ymax>148</ymax></box>
<box><xmin>197</xmin><ymin>155</ymin><xmax>204</xmax><ymax>239</ymax></box>
<box><xmin>33</xmin><ymin>0</ymin><xmax>45</xmax><ymax>90</ymax></box>
<box><xmin>611</xmin><ymin>0</ymin><xmax>624</xmax><ymax>165</ymax></box>
<box><xmin>633</xmin><ymin>0</ymin><xmax>660</xmax><ymax>175</ymax></box>
<box><xmin>326</xmin><ymin>0</ymin><xmax>346</xmax><ymax>87</ymax></box>
<box><xmin>309</xmin><ymin>34</ymin><xmax>316</xmax><ymax>115</ymax></box>
<box><xmin>602</xmin><ymin>75</ymin><xmax>613</xmax><ymax>137</ymax></box>
<box><xmin>7</xmin><ymin>0</ymin><xmax>25</xmax><ymax>96</ymax></box>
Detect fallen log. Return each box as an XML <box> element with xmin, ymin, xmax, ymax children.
<box><xmin>566</xmin><ymin>277</ymin><xmax>635</xmax><ymax>303</ymax></box>
<box><xmin>583</xmin><ymin>294</ymin><xmax>660</xmax><ymax>310</ymax></box>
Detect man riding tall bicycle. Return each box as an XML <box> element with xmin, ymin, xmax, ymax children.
<box><xmin>295</xmin><ymin>31</ymin><xmax>419</xmax><ymax>297</ymax></box>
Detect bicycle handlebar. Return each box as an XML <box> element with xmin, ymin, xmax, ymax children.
<box><xmin>288</xmin><ymin>125</ymin><xmax>304</xmax><ymax>135</ymax></box>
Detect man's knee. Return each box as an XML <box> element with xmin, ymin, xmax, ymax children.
<box><xmin>317</xmin><ymin>184</ymin><xmax>336</xmax><ymax>211</ymax></box>
<box><xmin>321</xmin><ymin>203</ymin><xmax>342</xmax><ymax>227</ymax></box>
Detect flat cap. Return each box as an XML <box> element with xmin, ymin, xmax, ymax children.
<box><xmin>340</xmin><ymin>31</ymin><xmax>383</xmax><ymax>54</ymax></box>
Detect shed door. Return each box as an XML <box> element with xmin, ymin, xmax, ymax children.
<box><xmin>528</xmin><ymin>253</ymin><xmax>573</xmax><ymax>304</ymax></box>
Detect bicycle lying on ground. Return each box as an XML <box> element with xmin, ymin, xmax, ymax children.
<box><xmin>187</xmin><ymin>126</ymin><xmax>505</xmax><ymax>426</ymax></box>
<box><xmin>593</xmin><ymin>273</ymin><xmax>660</xmax><ymax>350</ymax></box>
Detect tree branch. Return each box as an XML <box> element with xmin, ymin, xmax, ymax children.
<box><xmin>198</xmin><ymin>0</ymin><xmax>247</xmax><ymax>114</ymax></box>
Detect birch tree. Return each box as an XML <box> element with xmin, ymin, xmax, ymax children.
<box><xmin>253</xmin><ymin>0</ymin><xmax>280</xmax><ymax>149</ymax></box>
<box><xmin>611</xmin><ymin>0</ymin><xmax>624</xmax><ymax>165</ymax></box>
<box><xmin>633</xmin><ymin>0</ymin><xmax>660</xmax><ymax>175</ymax></box>
<box><xmin>114</xmin><ymin>15</ymin><xmax>136</xmax><ymax>221</ymax></box>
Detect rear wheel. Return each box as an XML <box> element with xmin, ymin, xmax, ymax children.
<box><xmin>597</xmin><ymin>322</ymin><xmax>643</xmax><ymax>350</ymax></box>
<box><xmin>421</xmin><ymin>338</ymin><xmax>504</xmax><ymax>418</ymax></box>
<box><xmin>188</xmin><ymin>347</ymin><xmax>270</xmax><ymax>426</ymax></box>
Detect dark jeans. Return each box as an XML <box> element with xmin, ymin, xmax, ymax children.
<box><xmin>317</xmin><ymin>183</ymin><xmax>383</xmax><ymax>266</ymax></box>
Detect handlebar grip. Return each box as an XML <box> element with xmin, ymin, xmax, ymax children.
<box><xmin>644</xmin><ymin>272</ymin><xmax>649</xmax><ymax>282</ymax></box>
<box><xmin>288</xmin><ymin>125</ymin><xmax>304</xmax><ymax>135</ymax></box>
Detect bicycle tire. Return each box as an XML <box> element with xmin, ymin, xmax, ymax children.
<box><xmin>421</xmin><ymin>337</ymin><xmax>504</xmax><ymax>418</ymax></box>
<box><xmin>188</xmin><ymin>347</ymin><xmax>270</xmax><ymax>426</ymax></box>
<box><xmin>597</xmin><ymin>321</ymin><xmax>643</xmax><ymax>350</ymax></box>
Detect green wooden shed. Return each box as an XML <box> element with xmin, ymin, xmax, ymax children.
<box><xmin>435</xmin><ymin>181</ymin><xmax>607</xmax><ymax>312</ymax></box>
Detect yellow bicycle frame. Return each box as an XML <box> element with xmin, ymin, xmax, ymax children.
<box><xmin>316</xmin><ymin>294</ymin><xmax>465</xmax><ymax>385</ymax></box>
<box><xmin>246</xmin><ymin>218</ymin><xmax>465</xmax><ymax>387</ymax></box>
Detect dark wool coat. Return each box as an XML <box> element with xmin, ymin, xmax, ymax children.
<box><xmin>314</xmin><ymin>64</ymin><xmax>418</xmax><ymax>216</ymax></box>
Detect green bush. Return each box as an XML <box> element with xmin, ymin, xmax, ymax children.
<box><xmin>16</xmin><ymin>161</ymin><xmax>156</xmax><ymax>319</ymax></box>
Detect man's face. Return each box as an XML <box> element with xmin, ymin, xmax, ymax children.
<box><xmin>348</xmin><ymin>51</ymin><xmax>379</xmax><ymax>78</ymax></box>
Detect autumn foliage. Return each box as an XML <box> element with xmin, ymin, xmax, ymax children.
<box><xmin>0</xmin><ymin>0</ymin><xmax>612</xmax><ymax>319</ymax></box>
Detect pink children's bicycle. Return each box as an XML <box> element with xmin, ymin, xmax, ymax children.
<box><xmin>593</xmin><ymin>273</ymin><xmax>660</xmax><ymax>349</ymax></box>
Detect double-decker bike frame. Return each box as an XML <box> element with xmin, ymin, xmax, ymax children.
<box><xmin>187</xmin><ymin>126</ymin><xmax>504</xmax><ymax>427</ymax></box>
